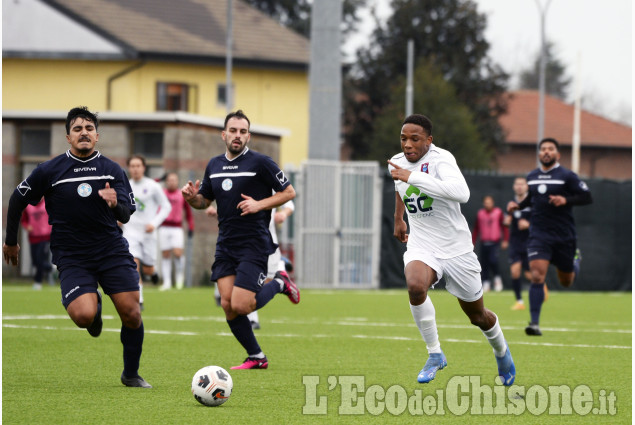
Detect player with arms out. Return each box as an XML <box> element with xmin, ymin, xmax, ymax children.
<box><xmin>507</xmin><ymin>138</ymin><xmax>592</xmax><ymax>336</ymax></box>
<box><xmin>3</xmin><ymin>106</ymin><xmax>151</xmax><ymax>388</ymax></box>
<box><xmin>388</xmin><ymin>114</ymin><xmax>515</xmax><ymax>385</ymax></box>
<box><xmin>182</xmin><ymin>109</ymin><xmax>300</xmax><ymax>369</ymax></box>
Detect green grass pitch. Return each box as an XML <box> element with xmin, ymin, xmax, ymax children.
<box><xmin>2</xmin><ymin>282</ymin><xmax>631</xmax><ymax>424</ymax></box>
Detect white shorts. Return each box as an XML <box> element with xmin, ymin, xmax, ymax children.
<box><xmin>403</xmin><ymin>249</ymin><xmax>483</xmax><ymax>302</ymax></box>
<box><xmin>123</xmin><ymin>229</ymin><xmax>157</xmax><ymax>267</ymax></box>
<box><xmin>267</xmin><ymin>248</ymin><xmax>281</xmax><ymax>279</ymax></box>
<box><xmin>158</xmin><ymin>226</ymin><xmax>185</xmax><ymax>251</ymax></box>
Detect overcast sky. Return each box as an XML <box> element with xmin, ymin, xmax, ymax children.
<box><xmin>344</xmin><ymin>0</ymin><xmax>632</xmax><ymax>125</ymax></box>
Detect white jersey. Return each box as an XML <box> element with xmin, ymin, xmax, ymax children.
<box><xmin>125</xmin><ymin>176</ymin><xmax>172</xmax><ymax>236</ymax></box>
<box><xmin>268</xmin><ymin>199</ymin><xmax>295</xmax><ymax>245</ymax></box>
<box><xmin>389</xmin><ymin>144</ymin><xmax>473</xmax><ymax>259</ymax></box>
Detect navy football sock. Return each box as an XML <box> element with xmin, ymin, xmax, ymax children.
<box><xmin>512</xmin><ymin>278</ymin><xmax>522</xmax><ymax>301</ymax></box>
<box><xmin>121</xmin><ymin>322</ymin><xmax>144</xmax><ymax>378</ymax></box>
<box><xmin>227</xmin><ymin>315</ymin><xmax>261</xmax><ymax>356</ymax></box>
<box><xmin>255</xmin><ymin>280</ymin><xmax>281</xmax><ymax>310</ymax></box>
<box><xmin>528</xmin><ymin>283</ymin><xmax>545</xmax><ymax>324</ymax></box>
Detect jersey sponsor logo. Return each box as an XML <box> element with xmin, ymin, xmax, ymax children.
<box><xmin>257</xmin><ymin>272</ymin><xmax>266</xmax><ymax>287</ymax></box>
<box><xmin>421</xmin><ymin>163</ymin><xmax>429</xmax><ymax>173</ymax></box>
<box><xmin>17</xmin><ymin>179</ymin><xmax>31</xmax><ymax>196</ymax></box>
<box><xmin>222</xmin><ymin>178</ymin><xmax>233</xmax><ymax>191</ymax></box>
<box><xmin>538</xmin><ymin>175</ymin><xmax>551</xmax><ymax>179</ymax></box>
<box><xmin>276</xmin><ymin>170</ymin><xmax>288</xmax><ymax>185</ymax></box>
<box><xmin>403</xmin><ymin>184</ymin><xmax>434</xmax><ymax>214</ymax></box>
<box><xmin>222</xmin><ymin>165</ymin><xmax>238</xmax><ymax>170</ymax></box>
<box><xmin>74</xmin><ymin>167</ymin><xmax>97</xmax><ymax>172</ymax></box>
<box><xmin>77</xmin><ymin>183</ymin><xmax>92</xmax><ymax>197</ymax></box>
<box><xmin>537</xmin><ymin>184</ymin><xmax>547</xmax><ymax>194</ymax></box>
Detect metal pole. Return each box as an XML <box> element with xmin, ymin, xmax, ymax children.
<box><xmin>226</xmin><ymin>0</ymin><xmax>233</xmax><ymax>113</ymax></box>
<box><xmin>406</xmin><ymin>39</ymin><xmax>414</xmax><ymax>117</ymax></box>
<box><xmin>572</xmin><ymin>52</ymin><xmax>582</xmax><ymax>173</ymax></box>
<box><xmin>535</xmin><ymin>0</ymin><xmax>552</xmax><ymax>161</ymax></box>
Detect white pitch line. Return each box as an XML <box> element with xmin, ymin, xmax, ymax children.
<box><xmin>2</xmin><ymin>323</ymin><xmax>197</xmax><ymax>336</ymax></box>
<box><xmin>4</xmin><ymin>314</ymin><xmax>631</xmax><ymax>335</ymax></box>
<box><xmin>3</xmin><ymin>323</ymin><xmax>630</xmax><ymax>350</ymax></box>
<box><xmin>352</xmin><ymin>335</ymin><xmax>631</xmax><ymax>350</ymax></box>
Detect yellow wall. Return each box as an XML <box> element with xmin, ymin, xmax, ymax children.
<box><xmin>2</xmin><ymin>58</ymin><xmax>308</xmax><ymax>167</ymax></box>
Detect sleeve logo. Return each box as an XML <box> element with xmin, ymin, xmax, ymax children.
<box><xmin>129</xmin><ymin>192</ymin><xmax>136</xmax><ymax>205</ymax></box>
<box><xmin>17</xmin><ymin>179</ymin><xmax>31</xmax><ymax>196</ymax></box>
<box><xmin>276</xmin><ymin>170</ymin><xmax>288</xmax><ymax>185</ymax></box>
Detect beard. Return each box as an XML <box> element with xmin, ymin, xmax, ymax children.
<box><xmin>227</xmin><ymin>139</ymin><xmax>246</xmax><ymax>155</ymax></box>
<box><xmin>540</xmin><ymin>156</ymin><xmax>556</xmax><ymax>168</ymax></box>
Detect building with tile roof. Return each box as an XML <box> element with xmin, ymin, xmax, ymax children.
<box><xmin>497</xmin><ymin>90</ymin><xmax>631</xmax><ymax>180</ymax></box>
<box><xmin>2</xmin><ymin>0</ymin><xmax>310</xmax><ymax>281</ymax></box>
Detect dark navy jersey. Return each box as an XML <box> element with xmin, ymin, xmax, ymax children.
<box><xmin>508</xmin><ymin>201</ymin><xmax>531</xmax><ymax>248</ymax></box>
<box><xmin>524</xmin><ymin>164</ymin><xmax>590</xmax><ymax>243</ymax></box>
<box><xmin>198</xmin><ymin>148</ymin><xmax>290</xmax><ymax>253</ymax></box>
<box><xmin>14</xmin><ymin>150</ymin><xmax>135</xmax><ymax>263</ymax></box>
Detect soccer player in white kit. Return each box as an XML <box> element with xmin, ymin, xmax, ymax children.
<box><xmin>123</xmin><ymin>155</ymin><xmax>172</xmax><ymax>308</ymax></box>
<box><xmin>388</xmin><ymin>114</ymin><xmax>516</xmax><ymax>385</ymax></box>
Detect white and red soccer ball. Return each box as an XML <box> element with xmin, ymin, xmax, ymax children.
<box><xmin>191</xmin><ymin>366</ymin><xmax>233</xmax><ymax>406</ymax></box>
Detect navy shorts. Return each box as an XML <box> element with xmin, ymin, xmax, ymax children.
<box><xmin>508</xmin><ymin>242</ymin><xmax>529</xmax><ymax>271</ymax></box>
<box><xmin>57</xmin><ymin>251</ymin><xmax>139</xmax><ymax>308</ymax></box>
<box><xmin>211</xmin><ymin>245</ymin><xmax>268</xmax><ymax>293</ymax></box>
<box><xmin>526</xmin><ymin>237</ymin><xmax>576</xmax><ymax>273</ymax></box>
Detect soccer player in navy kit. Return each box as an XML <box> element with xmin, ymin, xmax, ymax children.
<box><xmin>182</xmin><ymin>109</ymin><xmax>299</xmax><ymax>369</ymax></box>
<box><xmin>507</xmin><ymin>138</ymin><xmax>592</xmax><ymax>336</ymax></box>
<box><xmin>504</xmin><ymin>176</ymin><xmax>533</xmax><ymax>310</ymax></box>
<box><xmin>3</xmin><ymin>106</ymin><xmax>151</xmax><ymax>388</ymax></box>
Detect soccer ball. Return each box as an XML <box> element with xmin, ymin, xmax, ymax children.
<box><xmin>191</xmin><ymin>366</ymin><xmax>233</xmax><ymax>406</ymax></box>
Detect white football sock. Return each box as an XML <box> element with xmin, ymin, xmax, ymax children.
<box><xmin>175</xmin><ymin>256</ymin><xmax>185</xmax><ymax>289</ymax></box>
<box><xmin>482</xmin><ymin>314</ymin><xmax>507</xmax><ymax>357</ymax></box>
<box><xmin>410</xmin><ymin>297</ymin><xmax>441</xmax><ymax>354</ymax></box>
<box><xmin>162</xmin><ymin>258</ymin><xmax>172</xmax><ymax>289</ymax></box>
<box><xmin>247</xmin><ymin>311</ymin><xmax>259</xmax><ymax>323</ymax></box>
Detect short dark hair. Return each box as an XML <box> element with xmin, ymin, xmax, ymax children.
<box><xmin>127</xmin><ymin>154</ymin><xmax>147</xmax><ymax>168</ymax></box>
<box><xmin>403</xmin><ymin>114</ymin><xmax>433</xmax><ymax>136</ymax></box>
<box><xmin>539</xmin><ymin>137</ymin><xmax>559</xmax><ymax>150</ymax></box>
<box><xmin>224</xmin><ymin>109</ymin><xmax>250</xmax><ymax>130</ymax></box>
<box><xmin>66</xmin><ymin>106</ymin><xmax>99</xmax><ymax>135</ymax></box>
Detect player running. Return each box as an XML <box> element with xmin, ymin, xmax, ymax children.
<box><xmin>507</xmin><ymin>138</ymin><xmax>592</xmax><ymax>336</ymax></box>
<box><xmin>388</xmin><ymin>114</ymin><xmax>515</xmax><ymax>386</ymax></box>
<box><xmin>123</xmin><ymin>155</ymin><xmax>172</xmax><ymax>309</ymax></box>
<box><xmin>3</xmin><ymin>106</ymin><xmax>151</xmax><ymax>388</ymax></box>
<box><xmin>182</xmin><ymin>109</ymin><xmax>299</xmax><ymax>370</ymax></box>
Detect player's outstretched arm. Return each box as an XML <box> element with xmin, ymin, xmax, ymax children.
<box><xmin>182</xmin><ymin>180</ymin><xmax>211</xmax><ymax>210</ymax></box>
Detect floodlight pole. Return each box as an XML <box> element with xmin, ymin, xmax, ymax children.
<box><xmin>535</xmin><ymin>0</ymin><xmax>552</xmax><ymax>162</ymax></box>
<box><xmin>405</xmin><ymin>39</ymin><xmax>414</xmax><ymax>117</ymax></box>
<box><xmin>226</xmin><ymin>0</ymin><xmax>233</xmax><ymax>113</ymax></box>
